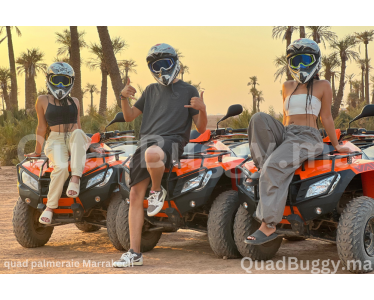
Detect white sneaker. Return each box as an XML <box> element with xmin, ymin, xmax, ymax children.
<box><xmin>113</xmin><ymin>249</ymin><xmax>143</xmax><ymax>268</ymax></box>
<box><xmin>147</xmin><ymin>186</ymin><xmax>167</xmax><ymax>217</ymax></box>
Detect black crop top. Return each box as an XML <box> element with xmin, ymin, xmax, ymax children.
<box><xmin>45</xmin><ymin>101</ymin><xmax>78</xmax><ymax>127</ymax></box>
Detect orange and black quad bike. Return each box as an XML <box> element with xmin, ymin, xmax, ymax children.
<box><xmin>13</xmin><ymin>113</ymin><xmax>135</xmax><ymax>249</ymax></box>
<box><xmin>112</xmin><ymin>105</ymin><xmax>250</xmax><ymax>258</ymax></box>
<box><xmin>233</xmin><ymin>104</ymin><xmax>374</xmax><ymax>273</ymax></box>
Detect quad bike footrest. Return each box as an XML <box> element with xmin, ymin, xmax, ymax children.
<box><xmin>286</xmin><ymin>214</ymin><xmax>304</xmax><ymax>235</ymax></box>
<box><xmin>71</xmin><ymin>203</ymin><xmax>84</xmax><ymax>222</ymax></box>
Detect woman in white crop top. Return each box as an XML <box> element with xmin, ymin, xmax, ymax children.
<box><xmin>244</xmin><ymin>38</ymin><xmax>352</xmax><ymax>246</ymax></box>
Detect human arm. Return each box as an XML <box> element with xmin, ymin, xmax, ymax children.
<box><xmin>319</xmin><ymin>81</ymin><xmax>351</xmax><ymax>153</ymax></box>
<box><xmin>186</xmin><ymin>91</ymin><xmax>207</xmax><ymax>133</ymax></box>
<box><xmin>120</xmin><ymin>78</ymin><xmax>143</xmax><ymax>122</ymax></box>
<box><xmin>25</xmin><ymin>96</ymin><xmax>48</xmax><ymax>157</ymax></box>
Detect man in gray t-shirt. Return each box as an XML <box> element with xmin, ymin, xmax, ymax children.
<box><xmin>113</xmin><ymin>43</ymin><xmax>207</xmax><ymax>268</ymax></box>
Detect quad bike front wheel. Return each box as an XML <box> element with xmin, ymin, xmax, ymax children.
<box><xmin>337</xmin><ymin>196</ymin><xmax>374</xmax><ymax>273</ymax></box>
<box><xmin>106</xmin><ymin>192</ymin><xmax>125</xmax><ymax>250</ymax></box>
<box><xmin>12</xmin><ymin>197</ymin><xmax>54</xmax><ymax>248</ymax></box>
<box><xmin>116</xmin><ymin>201</ymin><xmax>162</xmax><ymax>252</ymax></box>
<box><xmin>233</xmin><ymin>204</ymin><xmax>282</xmax><ymax>261</ymax></box>
<box><xmin>207</xmin><ymin>190</ymin><xmax>241</xmax><ymax>258</ymax></box>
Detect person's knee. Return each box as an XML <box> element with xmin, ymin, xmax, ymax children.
<box><xmin>250</xmin><ymin>112</ymin><xmax>267</xmax><ymax>124</ymax></box>
<box><xmin>129</xmin><ymin>186</ymin><xmax>146</xmax><ymax>205</ymax></box>
<box><xmin>145</xmin><ymin>146</ymin><xmax>165</xmax><ymax>164</ymax></box>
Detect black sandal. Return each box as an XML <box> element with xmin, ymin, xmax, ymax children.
<box><xmin>244</xmin><ymin>229</ymin><xmax>278</xmax><ymax>245</ymax></box>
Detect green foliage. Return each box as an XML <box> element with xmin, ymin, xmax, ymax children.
<box><xmin>0</xmin><ymin>110</ymin><xmax>37</xmax><ymax>165</ymax></box>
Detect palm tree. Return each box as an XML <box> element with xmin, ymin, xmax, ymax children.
<box><xmin>356</xmin><ymin>58</ymin><xmax>366</xmax><ymax>102</ymax></box>
<box><xmin>53</xmin><ymin>56</ymin><xmax>70</xmax><ymax>64</ymax></box>
<box><xmin>247</xmin><ymin>76</ymin><xmax>259</xmax><ymax>113</ymax></box>
<box><xmin>274</xmin><ymin>54</ymin><xmax>290</xmax><ymax>82</ymax></box>
<box><xmin>16</xmin><ymin>48</ymin><xmax>47</xmax><ymax>111</ymax></box>
<box><xmin>55</xmin><ymin>29</ymin><xmax>87</xmax><ymax>63</ymax></box>
<box><xmin>272</xmin><ymin>26</ymin><xmax>296</xmax><ymax>81</ymax></box>
<box><xmin>306</xmin><ymin>26</ymin><xmax>337</xmax><ymax>48</ymax></box>
<box><xmin>118</xmin><ymin>59</ymin><xmax>137</xmax><ymax>85</ymax></box>
<box><xmin>87</xmin><ymin>36</ymin><xmax>127</xmax><ymax>115</ymax></box>
<box><xmin>97</xmin><ymin>26</ymin><xmax>126</xmax><ymax>108</ymax></box>
<box><xmin>346</xmin><ymin>73</ymin><xmax>355</xmax><ymax>92</ymax></box>
<box><xmin>330</xmin><ymin>35</ymin><xmax>359</xmax><ymax>118</ymax></box>
<box><xmin>299</xmin><ymin>26</ymin><xmax>306</xmax><ymax>38</ymax></box>
<box><xmin>321</xmin><ymin>54</ymin><xmax>340</xmax><ymax>83</ymax></box>
<box><xmin>0</xmin><ymin>26</ymin><xmax>21</xmax><ymax>110</ymax></box>
<box><xmin>84</xmin><ymin>83</ymin><xmax>99</xmax><ymax>108</ymax></box>
<box><xmin>256</xmin><ymin>90</ymin><xmax>264</xmax><ymax>112</ymax></box>
<box><xmin>355</xmin><ymin>30</ymin><xmax>374</xmax><ymax>104</ymax></box>
<box><xmin>179</xmin><ymin>63</ymin><xmax>189</xmax><ymax>81</ymax></box>
<box><xmin>70</xmin><ymin>27</ymin><xmax>84</xmax><ymax>115</ymax></box>
<box><xmin>0</xmin><ymin>67</ymin><xmax>11</xmax><ymax>110</ymax></box>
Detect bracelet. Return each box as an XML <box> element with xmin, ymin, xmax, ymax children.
<box><xmin>120</xmin><ymin>94</ymin><xmax>128</xmax><ymax>100</ymax></box>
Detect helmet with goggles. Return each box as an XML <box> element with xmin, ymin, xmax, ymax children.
<box><xmin>287</xmin><ymin>38</ymin><xmax>321</xmax><ymax>84</ymax></box>
<box><xmin>146</xmin><ymin>43</ymin><xmax>180</xmax><ymax>86</ymax></box>
<box><xmin>46</xmin><ymin>62</ymin><xmax>75</xmax><ymax>100</ymax></box>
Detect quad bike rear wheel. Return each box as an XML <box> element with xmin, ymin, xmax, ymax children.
<box><xmin>233</xmin><ymin>204</ymin><xmax>282</xmax><ymax>260</ymax></box>
<box><xmin>116</xmin><ymin>201</ymin><xmax>162</xmax><ymax>252</ymax></box>
<box><xmin>106</xmin><ymin>192</ymin><xmax>125</xmax><ymax>250</ymax></box>
<box><xmin>75</xmin><ymin>222</ymin><xmax>101</xmax><ymax>232</ymax></box>
<box><xmin>207</xmin><ymin>190</ymin><xmax>241</xmax><ymax>258</ymax></box>
<box><xmin>337</xmin><ymin>196</ymin><xmax>374</xmax><ymax>273</ymax></box>
<box><xmin>12</xmin><ymin>197</ymin><xmax>54</xmax><ymax>248</ymax></box>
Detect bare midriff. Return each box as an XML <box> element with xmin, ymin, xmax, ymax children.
<box><xmin>284</xmin><ymin>114</ymin><xmax>318</xmax><ymax>129</ymax></box>
<box><xmin>50</xmin><ymin>123</ymin><xmax>79</xmax><ymax>133</ymax></box>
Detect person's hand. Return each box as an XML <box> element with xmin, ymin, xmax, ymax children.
<box><xmin>184</xmin><ymin>91</ymin><xmax>206</xmax><ymax>111</ymax></box>
<box><xmin>90</xmin><ymin>147</ymin><xmax>105</xmax><ymax>154</ymax></box>
<box><xmin>335</xmin><ymin>144</ymin><xmax>353</xmax><ymax>153</ymax></box>
<box><xmin>25</xmin><ymin>152</ymin><xmax>41</xmax><ymax>158</ymax></box>
<box><xmin>121</xmin><ymin>78</ymin><xmax>137</xmax><ymax>99</ymax></box>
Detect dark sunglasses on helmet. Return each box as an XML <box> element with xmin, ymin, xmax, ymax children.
<box><xmin>49</xmin><ymin>75</ymin><xmax>72</xmax><ymax>87</ymax></box>
<box><xmin>150</xmin><ymin>58</ymin><xmax>174</xmax><ymax>73</ymax></box>
<box><xmin>289</xmin><ymin>54</ymin><xmax>315</xmax><ymax>69</ymax></box>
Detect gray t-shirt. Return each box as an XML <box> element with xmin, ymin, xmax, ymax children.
<box><xmin>134</xmin><ymin>80</ymin><xmax>200</xmax><ymax>145</ymax></box>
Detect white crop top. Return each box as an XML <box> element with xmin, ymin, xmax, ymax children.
<box><xmin>283</xmin><ymin>94</ymin><xmax>321</xmax><ymax>117</ymax></box>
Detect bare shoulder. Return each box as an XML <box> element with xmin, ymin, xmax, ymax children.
<box><xmin>36</xmin><ymin>95</ymin><xmax>49</xmax><ymax>109</ymax></box>
<box><xmin>282</xmin><ymin>80</ymin><xmax>297</xmax><ymax>89</ymax></box>
<box><xmin>71</xmin><ymin>97</ymin><xmax>80</xmax><ymax>107</ymax></box>
<box><xmin>316</xmin><ymin>79</ymin><xmax>331</xmax><ymax>88</ymax></box>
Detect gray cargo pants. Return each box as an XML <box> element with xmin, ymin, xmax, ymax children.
<box><xmin>248</xmin><ymin>112</ymin><xmax>323</xmax><ymax>225</ymax></box>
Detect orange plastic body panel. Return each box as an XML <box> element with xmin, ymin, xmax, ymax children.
<box><xmin>43</xmin><ymin>197</ymin><xmax>84</xmax><ymax>214</ymax></box>
<box><xmin>322</xmin><ymin>129</ymin><xmax>341</xmax><ymax>143</ymax></box>
<box><xmin>91</xmin><ymin>132</ymin><xmax>101</xmax><ymax>143</ymax></box>
<box><xmin>190</xmin><ymin>130</ymin><xmax>211</xmax><ymax>143</ymax></box>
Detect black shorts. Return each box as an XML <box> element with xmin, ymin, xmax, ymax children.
<box><xmin>129</xmin><ymin>135</ymin><xmax>185</xmax><ymax>187</ymax></box>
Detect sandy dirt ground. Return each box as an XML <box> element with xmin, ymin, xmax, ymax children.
<box><xmin>0</xmin><ymin>166</ymin><xmax>366</xmax><ymax>274</ymax></box>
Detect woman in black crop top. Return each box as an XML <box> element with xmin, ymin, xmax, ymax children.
<box><xmin>25</xmin><ymin>62</ymin><xmax>103</xmax><ymax>224</ymax></box>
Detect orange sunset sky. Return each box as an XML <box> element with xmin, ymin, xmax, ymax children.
<box><xmin>1</xmin><ymin>26</ymin><xmax>374</xmax><ymax>115</ymax></box>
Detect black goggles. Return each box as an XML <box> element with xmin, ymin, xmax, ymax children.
<box><xmin>289</xmin><ymin>54</ymin><xmax>315</xmax><ymax>69</ymax></box>
<box><xmin>150</xmin><ymin>58</ymin><xmax>174</xmax><ymax>73</ymax></box>
<box><xmin>49</xmin><ymin>75</ymin><xmax>72</xmax><ymax>87</ymax></box>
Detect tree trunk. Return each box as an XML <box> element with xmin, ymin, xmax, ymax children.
<box><xmin>91</xmin><ymin>91</ymin><xmax>93</xmax><ymax>108</ymax></box>
<box><xmin>29</xmin><ymin>75</ymin><xmax>37</xmax><ymax>110</ymax></box>
<box><xmin>24</xmin><ymin>71</ymin><xmax>29</xmax><ymax>110</ymax></box>
<box><xmin>361</xmin><ymin>68</ymin><xmax>365</xmax><ymax>103</ymax></box>
<box><xmin>70</xmin><ymin>26</ymin><xmax>83</xmax><ymax>116</ymax></box>
<box><xmin>332</xmin><ymin>56</ymin><xmax>347</xmax><ymax>119</ymax></box>
<box><xmin>2</xmin><ymin>84</ymin><xmax>11</xmax><ymax>110</ymax></box>
<box><xmin>6</xmin><ymin>27</ymin><xmax>18</xmax><ymax>111</ymax></box>
<box><xmin>97</xmin><ymin>26</ymin><xmax>124</xmax><ymax>108</ymax></box>
<box><xmin>299</xmin><ymin>26</ymin><xmax>305</xmax><ymax>38</ymax></box>
<box><xmin>99</xmin><ymin>67</ymin><xmax>107</xmax><ymax>116</ymax></box>
<box><xmin>331</xmin><ymin>74</ymin><xmax>336</xmax><ymax>100</ymax></box>
<box><xmin>252</xmin><ymin>94</ymin><xmax>257</xmax><ymax>114</ymax></box>
<box><xmin>365</xmin><ymin>43</ymin><xmax>370</xmax><ymax>104</ymax></box>
<box><xmin>324</xmin><ymin>69</ymin><xmax>332</xmax><ymax>82</ymax></box>
<box><xmin>372</xmin><ymin>90</ymin><xmax>374</xmax><ymax>104</ymax></box>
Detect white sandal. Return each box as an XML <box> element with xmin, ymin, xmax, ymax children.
<box><xmin>39</xmin><ymin>210</ymin><xmax>53</xmax><ymax>225</ymax></box>
<box><xmin>67</xmin><ymin>178</ymin><xmax>80</xmax><ymax>198</ymax></box>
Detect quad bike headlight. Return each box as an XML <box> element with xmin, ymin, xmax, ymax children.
<box><xmin>305</xmin><ymin>174</ymin><xmax>341</xmax><ymax>198</ymax></box>
<box><xmin>181</xmin><ymin>171</ymin><xmax>213</xmax><ymax>193</ymax></box>
<box><xmin>87</xmin><ymin>168</ymin><xmax>113</xmax><ymax>189</ymax></box>
<box><xmin>21</xmin><ymin>170</ymin><xmax>38</xmax><ymax>191</ymax></box>
<box><xmin>243</xmin><ymin>177</ymin><xmax>254</xmax><ymax>193</ymax></box>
